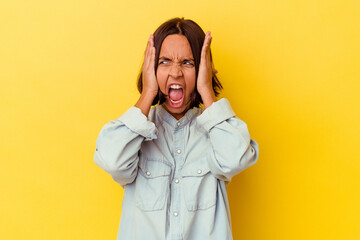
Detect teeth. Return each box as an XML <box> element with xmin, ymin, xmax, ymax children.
<box><xmin>170</xmin><ymin>85</ymin><xmax>182</xmax><ymax>89</ymax></box>
<box><xmin>168</xmin><ymin>84</ymin><xmax>183</xmax><ymax>104</ymax></box>
<box><xmin>170</xmin><ymin>99</ymin><xmax>182</xmax><ymax>104</ymax></box>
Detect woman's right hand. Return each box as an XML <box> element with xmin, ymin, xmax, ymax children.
<box><xmin>135</xmin><ymin>35</ymin><xmax>158</xmax><ymax>117</ymax></box>
<box><xmin>141</xmin><ymin>35</ymin><xmax>158</xmax><ymax>98</ymax></box>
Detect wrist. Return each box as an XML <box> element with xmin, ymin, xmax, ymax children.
<box><xmin>198</xmin><ymin>85</ymin><xmax>213</xmax><ymax>96</ymax></box>
<box><xmin>199</xmin><ymin>90</ymin><xmax>216</xmax><ymax>109</ymax></box>
<box><xmin>135</xmin><ymin>92</ymin><xmax>156</xmax><ymax>117</ymax></box>
<box><xmin>142</xmin><ymin>89</ymin><xmax>158</xmax><ymax>99</ymax></box>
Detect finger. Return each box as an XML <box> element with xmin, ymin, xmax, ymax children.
<box><xmin>145</xmin><ymin>35</ymin><xmax>151</xmax><ymax>55</ymax></box>
<box><xmin>150</xmin><ymin>46</ymin><xmax>156</xmax><ymax>69</ymax></box>
<box><xmin>201</xmin><ymin>32</ymin><xmax>212</xmax><ymax>59</ymax></box>
<box><xmin>201</xmin><ymin>33</ymin><xmax>209</xmax><ymax>61</ymax></box>
<box><xmin>204</xmin><ymin>33</ymin><xmax>212</xmax><ymax>66</ymax></box>
<box><xmin>207</xmin><ymin>34</ymin><xmax>212</xmax><ymax>52</ymax></box>
<box><xmin>149</xmin><ymin>35</ymin><xmax>155</xmax><ymax>67</ymax></box>
<box><xmin>144</xmin><ymin>35</ymin><xmax>153</xmax><ymax>69</ymax></box>
<box><xmin>149</xmin><ymin>34</ymin><xmax>154</xmax><ymax>47</ymax></box>
<box><xmin>206</xmin><ymin>32</ymin><xmax>212</xmax><ymax>53</ymax></box>
<box><xmin>203</xmin><ymin>32</ymin><xmax>211</xmax><ymax>48</ymax></box>
<box><xmin>205</xmin><ymin>32</ymin><xmax>212</xmax><ymax>49</ymax></box>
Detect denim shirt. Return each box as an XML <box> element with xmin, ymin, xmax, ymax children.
<box><xmin>94</xmin><ymin>98</ymin><xmax>259</xmax><ymax>240</ymax></box>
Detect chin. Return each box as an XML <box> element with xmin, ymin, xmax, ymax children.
<box><xmin>163</xmin><ymin>98</ymin><xmax>191</xmax><ymax>119</ymax></box>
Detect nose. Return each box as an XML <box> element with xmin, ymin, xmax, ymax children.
<box><xmin>169</xmin><ymin>63</ymin><xmax>183</xmax><ymax>78</ymax></box>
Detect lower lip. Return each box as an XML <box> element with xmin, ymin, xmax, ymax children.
<box><xmin>168</xmin><ymin>96</ymin><xmax>184</xmax><ymax>108</ymax></box>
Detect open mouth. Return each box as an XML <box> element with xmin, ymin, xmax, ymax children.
<box><xmin>168</xmin><ymin>84</ymin><xmax>184</xmax><ymax>107</ymax></box>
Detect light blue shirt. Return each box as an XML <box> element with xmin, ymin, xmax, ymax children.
<box><xmin>94</xmin><ymin>98</ymin><xmax>259</xmax><ymax>240</ymax></box>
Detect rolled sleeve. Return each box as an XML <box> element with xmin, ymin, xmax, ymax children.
<box><xmin>117</xmin><ymin>106</ymin><xmax>157</xmax><ymax>141</ymax></box>
<box><xmin>196</xmin><ymin>98</ymin><xmax>259</xmax><ymax>181</ymax></box>
<box><xmin>196</xmin><ymin>98</ymin><xmax>236</xmax><ymax>132</ymax></box>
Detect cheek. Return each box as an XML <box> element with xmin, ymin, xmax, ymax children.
<box><xmin>156</xmin><ymin>69</ymin><xmax>167</xmax><ymax>91</ymax></box>
<box><xmin>185</xmin><ymin>71</ymin><xmax>196</xmax><ymax>92</ymax></box>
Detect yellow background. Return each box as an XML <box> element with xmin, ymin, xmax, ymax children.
<box><xmin>1</xmin><ymin>0</ymin><xmax>359</xmax><ymax>239</ymax></box>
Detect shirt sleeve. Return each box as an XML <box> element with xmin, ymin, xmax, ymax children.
<box><xmin>196</xmin><ymin>98</ymin><xmax>259</xmax><ymax>182</ymax></box>
<box><xmin>94</xmin><ymin>106</ymin><xmax>157</xmax><ymax>187</ymax></box>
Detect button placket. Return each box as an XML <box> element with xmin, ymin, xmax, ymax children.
<box><xmin>170</xmin><ymin>123</ymin><xmax>184</xmax><ymax>237</ymax></box>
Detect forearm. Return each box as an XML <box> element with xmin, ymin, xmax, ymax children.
<box><xmin>94</xmin><ymin>122</ymin><xmax>142</xmax><ymax>186</ymax></box>
<box><xmin>199</xmin><ymin>88</ymin><xmax>217</xmax><ymax>109</ymax></box>
<box><xmin>197</xmin><ymin>98</ymin><xmax>259</xmax><ymax>181</ymax></box>
<box><xmin>135</xmin><ymin>91</ymin><xmax>156</xmax><ymax>117</ymax></box>
<box><xmin>207</xmin><ymin>118</ymin><xmax>258</xmax><ymax>181</ymax></box>
<box><xmin>94</xmin><ymin>107</ymin><xmax>157</xmax><ymax>186</ymax></box>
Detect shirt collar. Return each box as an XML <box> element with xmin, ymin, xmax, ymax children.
<box><xmin>157</xmin><ymin>104</ymin><xmax>201</xmax><ymax>128</ymax></box>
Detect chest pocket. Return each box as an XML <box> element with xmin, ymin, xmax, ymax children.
<box><xmin>181</xmin><ymin>157</ymin><xmax>218</xmax><ymax>211</ymax></box>
<box><xmin>135</xmin><ymin>157</ymin><xmax>172</xmax><ymax>211</ymax></box>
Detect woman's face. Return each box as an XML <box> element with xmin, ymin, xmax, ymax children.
<box><xmin>156</xmin><ymin>34</ymin><xmax>196</xmax><ymax>120</ymax></box>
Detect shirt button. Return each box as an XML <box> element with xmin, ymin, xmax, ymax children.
<box><xmin>174</xmin><ymin>179</ymin><xmax>179</xmax><ymax>184</ymax></box>
<box><xmin>146</xmin><ymin>171</ymin><xmax>151</xmax><ymax>176</ymax></box>
<box><xmin>197</xmin><ymin>169</ymin><xmax>202</xmax><ymax>174</ymax></box>
<box><xmin>177</xmin><ymin>149</ymin><xmax>181</xmax><ymax>154</ymax></box>
<box><xmin>177</xmin><ymin>122</ymin><xmax>181</xmax><ymax>126</ymax></box>
<box><xmin>173</xmin><ymin>212</ymin><xmax>178</xmax><ymax>217</ymax></box>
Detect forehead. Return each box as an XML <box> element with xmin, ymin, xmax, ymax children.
<box><xmin>159</xmin><ymin>34</ymin><xmax>193</xmax><ymax>58</ymax></box>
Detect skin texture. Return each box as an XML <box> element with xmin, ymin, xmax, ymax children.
<box><xmin>156</xmin><ymin>34</ymin><xmax>196</xmax><ymax>119</ymax></box>
<box><xmin>135</xmin><ymin>32</ymin><xmax>216</xmax><ymax>119</ymax></box>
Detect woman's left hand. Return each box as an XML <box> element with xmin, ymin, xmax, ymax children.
<box><xmin>197</xmin><ymin>31</ymin><xmax>217</xmax><ymax>108</ymax></box>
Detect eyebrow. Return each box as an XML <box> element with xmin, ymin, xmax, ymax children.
<box><xmin>159</xmin><ymin>56</ymin><xmax>194</xmax><ymax>62</ymax></box>
<box><xmin>159</xmin><ymin>57</ymin><xmax>172</xmax><ymax>61</ymax></box>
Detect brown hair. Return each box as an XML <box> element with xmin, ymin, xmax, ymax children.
<box><xmin>137</xmin><ymin>17</ymin><xmax>223</xmax><ymax>108</ymax></box>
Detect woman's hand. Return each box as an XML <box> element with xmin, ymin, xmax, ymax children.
<box><xmin>135</xmin><ymin>35</ymin><xmax>158</xmax><ymax>117</ymax></box>
<box><xmin>142</xmin><ymin>35</ymin><xmax>158</xmax><ymax>97</ymax></box>
<box><xmin>197</xmin><ymin>31</ymin><xmax>217</xmax><ymax>109</ymax></box>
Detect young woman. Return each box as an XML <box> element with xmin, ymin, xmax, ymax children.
<box><xmin>94</xmin><ymin>17</ymin><xmax>259</xmax><ymax>240</ymax></box>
